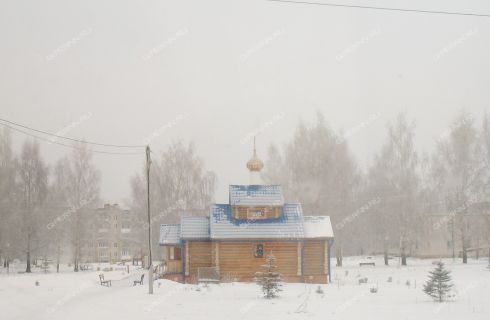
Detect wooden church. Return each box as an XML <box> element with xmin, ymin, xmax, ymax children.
<box><xmin>159</xmin><ymin>143</ymin><xmax>334</xmax><ymax>284</ymax></box>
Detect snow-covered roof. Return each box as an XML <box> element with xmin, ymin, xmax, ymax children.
<box><xmin>181</xmin><ymin>216</ymin><xmax>210</xmax><ymax>240</ymax></box>
<box><xmin>303</xmin><ymin>216</ymin><xmax>334</xmax><ymax>239</ymax></box>
<box><xmin>229</xmin><ymin>185</ymin><xmax>284</xmax><ymax>207</ymax></box>
<box><xmin>159</xmin><ymin>224</ymin><xmax>181</xmax><ymax>245</ymax></box>
<box><xmin>159</xmin><ymin>212</ymin><xmax>335</xmax><ymax>243</ymax></box>
<box><xmin>159</xmin><ymin>185</ymin><xmax>335</xmax><ymax>244</ymax></box>
<box><xmin>209</xmin><ymin>203</ymin><xmax>304</xmax><ymax>240</ymax></box>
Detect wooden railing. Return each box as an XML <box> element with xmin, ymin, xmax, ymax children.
<box><xmin>165</xmin><ymin>260</ymin><xmax>182</xmax><ymax>273</ymax></box>
<box><xmin>197</xmin><ymin>267</ymin><xmax>220</xmax><ymax>283</ymax></box>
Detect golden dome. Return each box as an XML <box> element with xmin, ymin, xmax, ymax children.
<box><xmin>246</xmin><ymin>138</ymin><xmax>264</xmax><ymax>172</ymax></box>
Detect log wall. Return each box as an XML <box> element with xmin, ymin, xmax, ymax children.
<box><xmin>218</xmin><ymin>242</ymin><xmax>298</xmax><ymax>281</ymax></box>
<box><xmin>187</xmin><ymin>241</ymin><xmax>212</xmax><ymax>275</ymax></box>
<box><xmin>303</xmin><ymin>240</ymin><xmax>325</xmax><ymax>276</ymax></box>
<box><xmin>182</xmin><ymin>240</ymin><xmax>328</xmax><ymax>284</ymax></box>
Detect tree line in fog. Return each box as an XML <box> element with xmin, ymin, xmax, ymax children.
<box><xmin>1</xmin><ymin>110</ymin><xmax>489</xmax><ymax>271</ymax></box>
<box><xmin>262</xmin><ymin>111</ymin><xmax>490</xmax><ymax>266</ymax></box>
<box><xmin>0</xmin><ymin>134</ymin><xmax>214</xmax><ymax>272</ymax></box>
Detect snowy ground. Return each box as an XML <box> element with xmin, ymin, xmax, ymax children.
<box><xmin>1</xmin><ymin>257</ymin><xmax>489</xmax><ymax>320</ymax></box>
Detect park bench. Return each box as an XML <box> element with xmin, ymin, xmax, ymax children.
<box><xmin>133</xmin><ymin>274</ymin><xmax>144</xmax><ymax>286</ymax></box>
<box><xmin>99</xmin><ymin>274</ymin><xmax>111</xmax><ymax>287</ymax></box>
<box><xmin>358</xmin><ymin>277</ymin><xmax>368</xmax><ymax>284</ymax></box>
<box><xmin>80</xmin><ymin>264</ymin><xmax>92</xmax><ymax>271</ymax></box>
<box><xmin>359</xmin><ymin>262</ymin><xmax>375</xmax><ymax>266</ymax></box>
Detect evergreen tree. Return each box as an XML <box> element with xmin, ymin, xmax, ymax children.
<box><xmin>255</xmin><ymin>252</ymin><xmax>282</xmax><ymax>299</ymax></box>
<box><xmin>423</xmin><ymin>261</ymin><xmax>453</xmax><ymax>302</ymax></box>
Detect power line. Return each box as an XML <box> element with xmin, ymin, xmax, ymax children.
<box><xmin>0</xmin><ymin>117</ymin><xmax>146</xmax><ymax>149</ymax></box>
<box><xmin>0</xmin><ymin>122</ymin><xmax>144</xmax><ymax>155</ymax></box>
<box><xmin>267</xmin><ymin>0</ymin><xmax>490</xmax><ymax>18</ymax></box>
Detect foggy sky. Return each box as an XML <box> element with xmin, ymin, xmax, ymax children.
<box><xmin>1</xmin><ymin>0</ymin><xmax>489</xmax><ymax>205</ymax></box>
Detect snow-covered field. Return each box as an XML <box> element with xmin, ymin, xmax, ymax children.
<box><xmin>1</xmin><ymin>257</ymin><xmax>489</xmax><ymax>320</ymax></box>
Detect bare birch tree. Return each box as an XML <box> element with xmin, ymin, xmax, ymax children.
<box><xmin>47</xmin><ymin>157</ymin><xmax>72</xmax><ymax>272</ymax></box>
<box><xmin>0</xmin><ymin>128</ymin><xmax>18</xmax><ymax>268</ymax></box>
<box><xmin>479</xmin><ymin>114</ymin><xmax>490</xmax><ymax>262</ymax></box>
<box><xmin>17</xmin><ymin>140</ymin><xmax>48</xmax><ymax>272</ymax></box>
<box><xmin>61</xmin><ymin>143</ymin><xmax>100</xmax><ymax>271</ymax></box>
<box><xmin>434</xmin><ymin>111</ymin><xmax>483</xmax><ymax>263</ymax></box>
<box><xmin>262</xmin><ymin>113</ymin><xmax>360</xmax><ymax>266</ymax></box>
<box><xmin>130</xmin><ymin>141</ymin><xmax>216</xmax><ymax>257</ymax></box>
<box><xmin>367</xmin><ymin>113</ymin><xmax>419</xmax><ymax>266</ymax></box>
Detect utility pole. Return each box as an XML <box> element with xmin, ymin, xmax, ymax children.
<box><xmin>146</xmin><ymin>145</ymin><xmax>153</xmax><ymax>294</ymax></box>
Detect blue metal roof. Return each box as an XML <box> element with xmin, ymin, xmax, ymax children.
<box><xmin>181</xmin><ymin>216</ymin><xmax>210</xmax><ymax>240</ymax></box>
<box><xmin>158</xmin><ymin>185</ymin><xmax>335</xmax><ymax>244</ymax></box>
<box><xmin>159</xmin><ymin>224</ymin><xmax>181</xmax><ymax>245</ymax></box>
<box><xmin>229</xmin><ymin>185</ymin><xmax>284</xmax><ymax>206</ymax></box>
<box><xmin>159</xmin><ymin>212</ymin><xmax>335</xmax><ymax>243</ymax></box>
<box><xmin>209</xmin><ymin>203</ymin><xmax>304</xmax><ymax>240</ymax></box>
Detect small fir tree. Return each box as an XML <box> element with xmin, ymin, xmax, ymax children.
<box><xmin>423</xmin><ymin>261</ymin><xmax>453</xmax><ymax>302</ymax></box>
<box><xmin>255</xmin><ymin>252</ymin><xmax>282</xmax><ymax>299</ymax></box>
